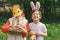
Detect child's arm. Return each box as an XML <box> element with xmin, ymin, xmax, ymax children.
<box><xmin>17</xmin><ymin>25</ymin><xmax>27</xmax><ymax>32</ymax></box>
<box><xmin>22</xmin><ymin>22</ymin><xmax>29</xmax><ymax>37</ymax></box>
<box><xmin>37</xmin><ymin>24</ymin><xmax>47</xmax><ymax>36</ymax></box>
<box><xmin>29</xmin><ymin>31</ymin><xmax>36</xmax><ymax>40</ymax></box>
<box><xmin>1</xmin><ymin>20</ymin><xmax>10</xmax><ymax>33</ymax></box>
<box><xmin>1</xmin><ymin>20</ymin><xmax>18</xmax><ymax>33</ymax></box>
<box><xmin>36</xmin><ymin>32</ymin><xmax>47</xmax><ymax>36</ymax></box>
<box><xmin>29</xmin><ymin>31</ymin><xmax>36</xmax><ymax>36</ymax></box>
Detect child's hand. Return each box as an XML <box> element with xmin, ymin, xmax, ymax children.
<box><xmin>17</xmin><ymin>24</ymin><xmax>27</xmax><ymax>32</ymax></box>
<box><xmin>9</xmin><ymin>26</ymin><xmax>17</xmax><ymax>31</ymax></box>
<box><xmin>29</xmin><ymin>31</ymin><xmax>36</xmax><ymax>36</ymax></box>
<box><xmin>36</xmin><ymin>32</ymin><xmax>42</xmax><ymax>36</ymax></box>
<box><xmin>37</xmin><ymin>32</ymin><xmax>47</xmax><ymax>36</ymax></box>
<box><xmin>9</xmin><ymin>27</ymin><xmax>13</xmax><ymax>31</ymax></box>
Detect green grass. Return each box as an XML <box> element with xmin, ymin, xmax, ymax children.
<box><xmin>44</xmin><ymin>22</ymin><xmax>60</xmax><ymax>40</ymax></box>
<box><xmin>0</xmin><ymin>30</ymin><xmax>7</xmax><ymax>40</ymax></box>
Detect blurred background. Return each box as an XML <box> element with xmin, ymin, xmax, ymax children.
<box><xmin>0</xmin><ymin>0</ymin><xmax>60</xmax><ymax>40</ymax></box>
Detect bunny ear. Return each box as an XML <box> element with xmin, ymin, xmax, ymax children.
<box><xmin>36</xmin><ymin>2</ymin><xmax>40</xmax><ymax>10</ymax></box>
<box><xmin>30</xmin><ymin>1</ymin><xmax>36</xmax><ymax>10</ymax></box>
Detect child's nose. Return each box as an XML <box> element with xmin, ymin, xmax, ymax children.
<box><xmin>34</xmin><ymin>14</ymin><xmax>37</xmax><ymax>16</ymax></box>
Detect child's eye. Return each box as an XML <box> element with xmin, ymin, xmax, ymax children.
<box><xmin>13</xmin><ymin>12</ymin><xmax>15</xmax><ymax>14</ymax></box>
<box><xmin>13</xmin><ymin>12</ymin><xmax>15</xmax><ymax>13</ymax></box>
<box><xmin>18</xmin><ymin>11</ymin><xmax>20</xmax><ymax>13</ymax></box>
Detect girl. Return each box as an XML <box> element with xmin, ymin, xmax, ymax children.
<box><xmin>29</xmin><ymin>1</ymin><xmax>47</xmax><ymax>40</ymax></box>
<box><xmin>1</xmin><ymin>4</ymin><xmax>29</xmax><ymax>40</ymax></box>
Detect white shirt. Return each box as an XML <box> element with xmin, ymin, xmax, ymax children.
<box><xmin>29</xmin><ymin>22</ymin><xmax>47</xmax><ymax>40</ymax></box>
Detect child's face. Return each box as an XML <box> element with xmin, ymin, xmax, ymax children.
<box><xmin>12</xmin><ymin>8</ymin><xmax>23</xmax><ymax>17</ymax></box>
<box><xmin>12</xmin><ymin>5</ymin><xmax>23</xmax><ymax>17</ymax></box>
<box><xmin>32</xmin><ymin>11</ymin><xmax>41</xmax><ymax>21</ymax></box>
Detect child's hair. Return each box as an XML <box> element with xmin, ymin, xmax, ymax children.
<box><xmin>12</xmin><ymin>4</ymin><xmax>23</xmax><ymax>10</ymax></box>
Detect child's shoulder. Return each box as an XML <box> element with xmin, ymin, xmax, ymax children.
<box><xmin>8</xmin><ymin>17</ymin><xmax>13</xmax><ymax>21</ymax></box>
<box><xmin>29</xmin><ymin>22</ymin><xmax>34</xmax><ymax>25</ymax></box>
<box><xmin>29</xmin><ymin>22</ymin><xmax>33</xmax><ymax>24</ymax></box>
<box><xmin>40</xmin><ymin>22</ymin><xmax>46</xmax><ymax>28</ymax></box>
<box><xmin>40</xmin><ymin>22</ymin><xmax>45</xmax><ymax>25</ymax></box>
<box><xmin>40</xmin><ymin>22</ymin><xmax>46</xmax><ymax>26</ymax></box>
<box><xmin>24</xmin><ymin>17</ymin><xmax>28</xmax><ymax>22</ymax></box>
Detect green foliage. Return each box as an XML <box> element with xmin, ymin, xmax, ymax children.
<box><xmin>0</xmin><ymin>30</ymin><xmax>7</xmax><ymax>40</ymax></box>
<box><xmin>0</xmin><ymin>15</ymin><xmax>8</xmax><ymax>28</ymax></box>
<box><xmin>44</xmin><ymin>23</ymin><xmax>60</xmax><ymax>40</ymax></box>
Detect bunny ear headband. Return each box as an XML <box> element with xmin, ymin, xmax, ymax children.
<box><xmin>30</xmin><ymin>1</ymin><xmax>40</xmax><ymax>11</ymax></box>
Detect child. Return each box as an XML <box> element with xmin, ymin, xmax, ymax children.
<box><xmin>1</xmin><ymin>4</ymin><xmax>29</xmax><ymax>40</ymax></box>
<box><xmin>29</xmin><ymin>1</ymin><xmax>47</xmax><ymax>40</ymax></box>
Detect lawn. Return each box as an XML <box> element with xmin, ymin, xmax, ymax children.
<box><xmin>44</xmin><ymin>22</ymin><xmax>60</xmax><ymax>40</ymax></box>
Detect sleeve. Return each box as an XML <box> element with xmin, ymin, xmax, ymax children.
<box><xmin>42</xmin><ymin>24</ymin><xmax>47</xmax><ymax>32</ymax></box>
<box><xmin>1</xmin><ymin>20</ymin><xmax>10</xmax><ymax>33</ymax></box>
<box><xmin>22</xmin><ymin>22</ymin><xmax>29</xmax><ymax>37</ymax></box>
